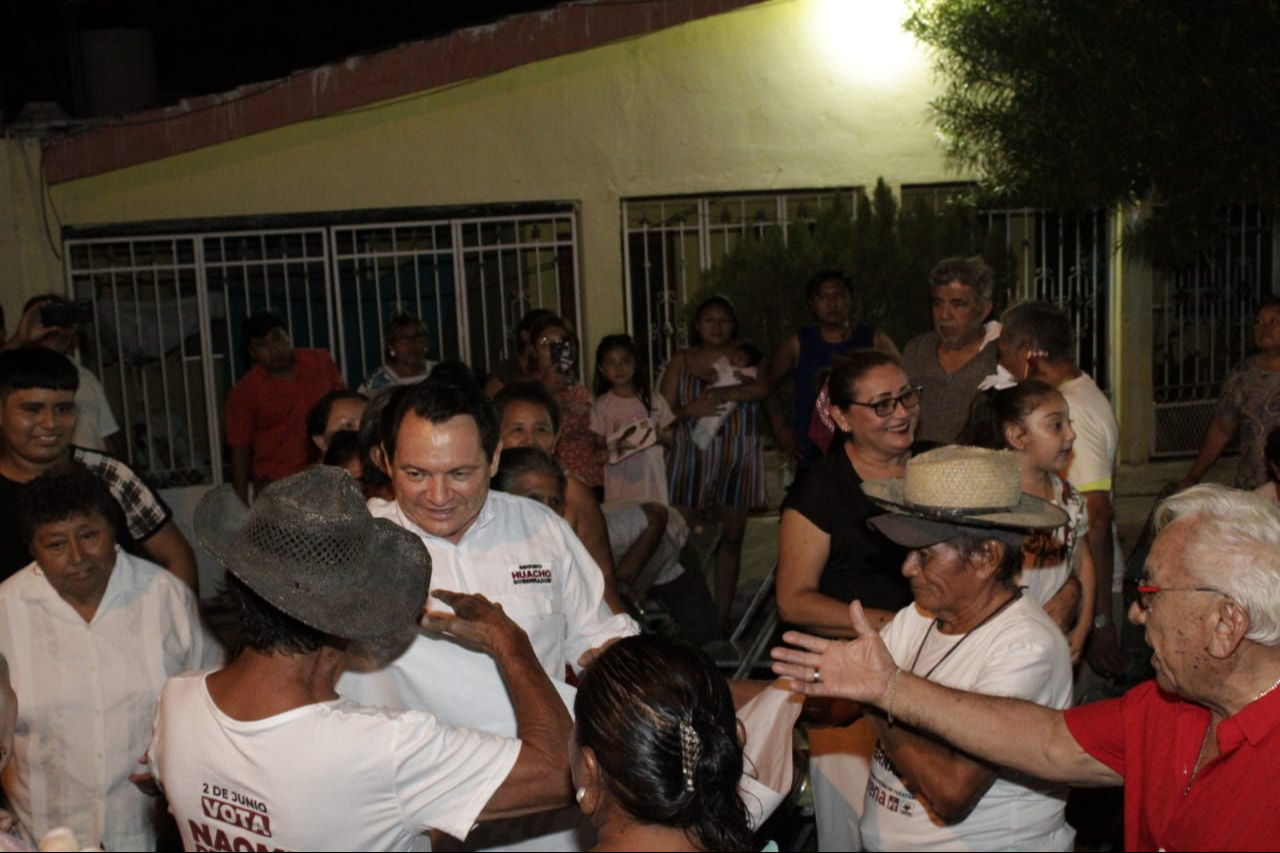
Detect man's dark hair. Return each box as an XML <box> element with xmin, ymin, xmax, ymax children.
<box><xmin>806</xmin><ymin>269</ymin><xmax>853</xmax><ymax>301</ymax></box>
<box><xmin>429</xmin><ymin>359</ymin><xmax>482</xmax><ymax>391</ymax></box>
<box><xmin>0</xmin><ymin>348</ymin><xmax>80</xmax><ymax>398</ymax></box>
<box><xmin>305</xmin><ymin>390</ymin><xmax>367</xmax><ymax>439</ymax></box>
<box><xmin>381</xmin><ymin>378</ymin><xmax>500</xmax><ymax>462</ymax></box>
<box><xmin>19</xmin><ymin>463</ymin><xmax>124</xmax><ymax>546</ymax></box>
<box><xmin>221</xmin><ymin>573</ymin><xmax>331</xmax><ymax>656</ymax></box>
<box><xmin>243</xmin><ymin>312</ymin><xmax>287</xmax><ymax>341</ymax></box>
<box><xmin>1000</xmin><ymin>300</ymin><xmax>1076</xmax><ymax>365</ymax></box>
<box><xmin>493</xmin><ymin>381</ymin><xmax>562</xmax><ymax>434</ymax></box>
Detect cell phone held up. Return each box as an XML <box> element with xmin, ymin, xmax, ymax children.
<box><xmin>39</xmin><ymin>299</ymin><xmax>93</xmax><ymax>329</ymax></box>
<box><xmin>548</xmin><ymin>339</ymin><xmax>578</xmax><ymax>382</ymax></box>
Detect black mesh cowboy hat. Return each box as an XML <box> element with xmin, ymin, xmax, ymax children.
<box><xmin>194</xmin><ymin>466</ymin><xmax>431</xmax><ymax>640</ymax></box>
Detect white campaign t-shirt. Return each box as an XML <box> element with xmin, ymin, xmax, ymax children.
<box><xmin>861</xmin><ymin>598</ymin><xmax>1074</xmax><ymax>852</ymax></box>
<box><xmin>150</xmin><ymin>672</ymin><xmax>521</xmax><ymax>851</ymax></box>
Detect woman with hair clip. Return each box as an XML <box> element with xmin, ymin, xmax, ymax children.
<box><xmin>572</xmin><ymin>635</ymin><xmax>753</xmax><ymax>852</ymax></box>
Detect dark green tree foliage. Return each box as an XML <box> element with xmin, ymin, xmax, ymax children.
<box><xmin>699</xmin><ymin>179</ymin><xmax>1010</xmax><ymax>359</ymax></box>
<box><xmin>905</xmin><ymin>0</ymin><xmax>1280</xmax><ymax>267</ymax></box>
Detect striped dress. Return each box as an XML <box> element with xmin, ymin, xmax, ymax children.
<box><xmin>665</xmin><ymin>370</ymin><xmax>766</xmax><ymax>510</ymax></box>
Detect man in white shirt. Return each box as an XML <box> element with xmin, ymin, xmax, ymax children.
<box><xmin>151</xmin><ymin>467</ymin><xmax>573</xmax><ymax>851</ymax></box>
<box><xmin>341</xmin><ymin>380</ymin><xmax>637</xmax><ymax>848</ymax></box>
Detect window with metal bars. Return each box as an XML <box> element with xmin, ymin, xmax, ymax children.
<box><xmin>63</xmin><ymin>205</ymin><xmax>581</xmax><ymax>487</ymax></box>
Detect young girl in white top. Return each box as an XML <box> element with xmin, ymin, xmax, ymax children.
<box><xmin>962</xmin><ymin>379</ymin><xmax>1096</xmax><ymax>663</ymax></box>
<box><xmin>589</xmin><ymin>335</ymin><xmax>675</xmax><ymax>502</ymax></box>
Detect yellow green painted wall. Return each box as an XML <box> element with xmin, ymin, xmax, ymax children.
<box><xmin>30</xmin><ymin>0</ymin><xmax>957</xmax><ymax>347</ymax></box>
<box><xmin>1</xmin><ymin>139</ymin><xmax>64</xmax><ymax>330</ymax></box>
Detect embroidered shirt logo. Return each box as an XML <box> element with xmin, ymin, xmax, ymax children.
<box><xmin>511</xmin><ymin>563</ymin><xmax>553</xmax><ymax>585</ymax></box>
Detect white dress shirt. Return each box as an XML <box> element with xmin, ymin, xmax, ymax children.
<box><xmin>0</xmin><ymin>548</ymin><xmax>220</xmax><ymax>850</ymax></box>
<box><xmin>343</xmin><ymin>492</ymin><xmax>637</xmax><ymax>734</ymax></box>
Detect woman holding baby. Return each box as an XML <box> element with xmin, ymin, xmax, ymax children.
<box><xmin>660</xmin><ymin>295</ymin><xmax>768</xmax><ymax>632</ymax></box>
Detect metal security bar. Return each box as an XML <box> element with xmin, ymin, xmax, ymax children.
<box><xmin>975</xmin><ymin>207</ymin><xmax>1112</xmax><ymax>392</ymax></box>
<box><xmin>622</xmin><ymin>190</ymin><xmax>861</xmax><ymax>375</ymax></box>
<box><xmin>66</xmin><ymin>236</ymin><xmax>212</xmax><ymax>489</ymax></box>
<box><xmin>331</xmin><ymin>212</ymin><xmax>579</xmax><ymax>384</ymax></box>
<box><xmin>65</xmin><ymin>208</ymin><xmax>583</xmax><ymax>486</ymax></box>
<box><xmin>1151</xmin><ymin>204</ymin><xmax>1278</xmax><ymax>456</ymax></box>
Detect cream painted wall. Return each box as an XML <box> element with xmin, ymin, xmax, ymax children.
<box><xmin>1</xmin><ymin>139</ymin><xmax>64</xmax><ymax>331</ymax></box>
<box><xmin>44</xmin><ymin>0</ymin><xmax>959</xmax><ymax>349</ymax></box>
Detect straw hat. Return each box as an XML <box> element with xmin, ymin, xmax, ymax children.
<box><xmin>194</xmin><ymin>467</ymin><xmax>430</xmax><ymax>640</ymax></box>
<box><xmin>861</xmin><ymin>445</ymin><xmax>1067</xmax><ymax>548</ymax></box>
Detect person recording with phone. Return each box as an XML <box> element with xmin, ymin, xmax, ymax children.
<box><xmin>5</xmin><ymin>295</ymin><xmax>121</xmax><ymax>454</ymax></box>
<box><xmin>526</xmin><ymin>314</ymin><xmax>605</xmax><ymax>497</ymax></box>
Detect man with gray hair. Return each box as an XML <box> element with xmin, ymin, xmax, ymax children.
<box><xmin>901</xmin><ymin>256</ymin><xmax>999</xmax><ymax>444</ymax></box>
<box><xmin>775</xmin><ymin>484</ymin><xmax>1280</xmax><ymax>851</ymax></box>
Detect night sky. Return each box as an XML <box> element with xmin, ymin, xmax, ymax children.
<box><xmin>1</xmin><ymin>0</ymin><xmax>560</xmax><ymax>122</ymax></box>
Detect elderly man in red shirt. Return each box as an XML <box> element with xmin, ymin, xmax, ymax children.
<box><xmin>775</xmin><ymin>483</ymin><xmax>1280</xmax><ymax>852</ymax></box>
<box><xmin>224</xmin><ymin>312</ymin><xmax>344</xmax><ymax>503</ymax></box>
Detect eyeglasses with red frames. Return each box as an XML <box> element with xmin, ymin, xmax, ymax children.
<box><xmin>846</xmin><ymin>386</ymin><xmax>924</xmax><ymax>418</ymax></box>
<box><xmin>1124</xmin><ymin>577</ymin><xmax>1226</xmax><ymax>611</ymax></box>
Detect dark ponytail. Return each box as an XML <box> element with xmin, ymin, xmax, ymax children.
<box><xmin>575</xmin><ymin>635</ymin><xmax>752</xmax><ymax>852</ymax></box>
<box><xmin>958</xmin><ymin>379</ymin><xmax>1060</xmax><ymax>449</ymax></box>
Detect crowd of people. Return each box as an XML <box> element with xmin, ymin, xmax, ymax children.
<box><xmin>0</xmin><ymin>257</ymin><xmax>1274</xmax><ymax>852</ymax></box>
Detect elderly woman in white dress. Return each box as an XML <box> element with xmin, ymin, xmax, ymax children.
<box><xmin>0</xmin><ymin>464</ymin><xmax>219</xmax><ymax>850</ymax></box>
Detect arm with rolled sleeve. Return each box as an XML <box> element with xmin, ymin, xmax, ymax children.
<box><xmin>553</xmin><ymin>516</ymin><xmax>638</xmax><ymax>670</ymax></box>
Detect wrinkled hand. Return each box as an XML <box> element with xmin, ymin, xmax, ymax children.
<box><xmin>771</xmin><ymin>602</ymin><xmax>897</xmax><ymax>704</ymax></box>
<box><xmin>422</xmin><ymin>590</ymin><xmax>528</xmax><ymax>659</ymax></box>
<box><xmin>1085</xmin><ymin>626</ymin><xmax>1125</xmax><ymax>678</ymax></box>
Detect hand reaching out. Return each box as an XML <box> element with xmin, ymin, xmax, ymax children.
<box><xmin>771</xmin><ymin>601</ymin><xmax>898</xmax><ymax>704</ymax></box>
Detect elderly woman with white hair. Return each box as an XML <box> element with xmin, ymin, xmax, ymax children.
<box><xmin>775</xmin><ymin>482</ymin><xmax>1280</xmax><ymax>851</ymax></box>
<box><xmin>0</xmin><ymin>465</ymin><xmax>220</xmax><ymax>850</ymax></box>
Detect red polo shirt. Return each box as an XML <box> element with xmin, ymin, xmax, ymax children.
<box><xmin>1065</xmin><ymin>678</ymin><xmax>1280</xmax><ymax>851</ymax></box>
<box><xmin>224</xmin><ymin>348</ymin><xmax>345</xmax><ymax>482</ymax></box>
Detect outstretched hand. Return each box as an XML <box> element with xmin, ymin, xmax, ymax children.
<box><xmin>771</xmin><ymin>601</ymin><xmax>898</xmax><ymax>705</ymax></box>
<box><xmin>422</xmin><ymin>590</ymin><xmax>528</xmax><ymax>659</ymax></box>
